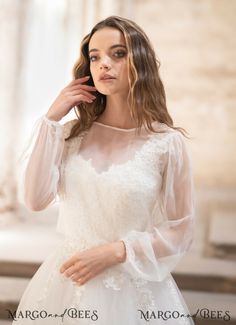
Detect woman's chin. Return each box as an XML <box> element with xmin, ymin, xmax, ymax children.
<box><xmin>97</xmin><ymin>89</ymin><xmax>117</xmax><ymax>96</ymax></box>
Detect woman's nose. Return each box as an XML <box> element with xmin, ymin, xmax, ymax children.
<box><xmin>99</xmin><ymin>56</ymin><xmax>111</xmax><ymax>69</ymax></box>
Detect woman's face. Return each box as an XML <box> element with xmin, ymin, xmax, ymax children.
<box><xmin>88</xmin><ymin>27</ymin><xmax>129</xmax><ymax>96</ymax></box>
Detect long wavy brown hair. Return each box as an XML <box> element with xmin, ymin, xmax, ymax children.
<box><xmin>65</xmin><ymin>15</ymin><xmax>188</xmax><ymax>141</ymax></box>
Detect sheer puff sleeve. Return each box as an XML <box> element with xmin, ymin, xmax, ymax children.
<box><xmin>20</xmin><ymin>115</ymin><xmax>76</xmax><ymax>211</ymax></box>
<box><xmin>119</xmin><ymin>131</ymin><xmax>195</xmax><ymax>282</ymax></box>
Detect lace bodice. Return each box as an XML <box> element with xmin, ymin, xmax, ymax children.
<box><xmin>19</xmin><ymin>114</ymin><xmax>195</xmax><ymax>285</ymax></box>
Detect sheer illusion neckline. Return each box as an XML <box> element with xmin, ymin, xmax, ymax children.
<box><xmin>93</xmin><ymin>120</ymin><xmax>159</xmax><ymax>132</ymax></box>
<box><xmin>76</xmin><ymin>132</ymin><xmax>161</xmax><ymax>177</ymax></box>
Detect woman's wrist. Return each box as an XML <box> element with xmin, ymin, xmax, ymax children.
<box><xmin>111</xmin><ymin>240</ymin><xmax>127</xmax><ymax>264</ymax></box>
<box><xmin>45</xmin><ymin>111</ymin><xmax>62</xmax><ymax>122</ymax></box>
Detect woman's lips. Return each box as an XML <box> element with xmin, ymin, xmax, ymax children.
<box><xmin>99</xmin><ymin>78</ymin><xmax>116</xmax><ymax>82</ymax></box>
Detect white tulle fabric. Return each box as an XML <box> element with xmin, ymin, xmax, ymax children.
<box><xmin>15</xmin><ymin>115</ymin><xmax>195</xmax><ymax>324</ymax></box>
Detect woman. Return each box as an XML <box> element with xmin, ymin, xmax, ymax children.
<box><xmin>15</xmin><ymin>15</ymin><xmax>195</xmax><ymax>324</ymax></box>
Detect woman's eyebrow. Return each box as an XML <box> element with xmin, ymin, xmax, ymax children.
<box><xmin>89</xmin><ymin>44</ymin><xmax>127</xmax><ymax>54</ymax></box>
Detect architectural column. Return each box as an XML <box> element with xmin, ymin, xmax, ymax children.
<box><xmin>0</xmin><ymin>0</ymin><xmax>29</xmax><ymax>225</ymax></box>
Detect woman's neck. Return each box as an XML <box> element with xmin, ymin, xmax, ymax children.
<box><xmin>96</xmin><ymin>94</ymin><xmax>138</xmax><ymax>129</ymax></box>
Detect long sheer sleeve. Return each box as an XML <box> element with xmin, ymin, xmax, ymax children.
<box><xmin>119</xmin><ymin>132</ymin><xmax>195</xmax><ymax>282</ymax></box>
<box><xmin>21</xmin><ymin>115</ymin><xmax>64</xmax><ymax>211</ymax></box>
<box><xmin>19</xmin><ymin>115</ymin><xmax>75</xmax><ymax>211</ymax></box>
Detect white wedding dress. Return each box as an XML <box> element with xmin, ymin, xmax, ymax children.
<box><xmin>14</xmin><ymin>115</ymin><xmax>195</xmax><ymax>324</ymax></box>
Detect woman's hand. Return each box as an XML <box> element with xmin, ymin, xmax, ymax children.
<box><xmin>46</xmin><ymin>75</ymin><xmax>97</xmax><ymax>122</ymax></box>
<box><xmin>59</xmin><ymin>241</ymin><xmax>126</xmax><ymax>286</ymax></box>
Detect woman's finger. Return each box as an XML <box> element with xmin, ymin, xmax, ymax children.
<box><xmin>76</xmin><ymin>271</ymin><xmax>94</xmax><ymax>286</ymax></box>
<box><xmin>64</xmin><ymin>264</ymin><xmax>78</xmax><ymax>277</ymax></box>
<box><xmin>70</xmin><ymin>267</ymin><xmax>89</xmax><ymax>281</ymax></box>
<box><xmin>69</xmin><ymin>84</ymin><xmax>97</xmax><ymax>92</ymax></box>
<box><xmin>69</xmin><ymin>89</ymin><xmax>96</xmax><ymax>99</ymax></box>
<box><xmin>73</xmin><ymin>95</ymin><xmax>95</xmax><ymax>104</ymax></box>
<box><xmin>67</xmin><ymin>261</ymin><xmax>87</xmax><ymax>277</ymax></box>
<box><xmin>60</xmin><ymin>254</ymin><xmax>80</xmax><ymax>273</ymax></box>
<box><xmin>69</xmin><ymin>75</ymin><xmax>91</xmax><ymax>85</ymax></box>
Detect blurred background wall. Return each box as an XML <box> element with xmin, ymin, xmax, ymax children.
<box><xmin>0</xmin><ymin>0</ymin><xmax>235</xmax><ymax>324</ymax></box>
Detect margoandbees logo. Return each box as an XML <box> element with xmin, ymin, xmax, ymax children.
<box><xmin>6</xmin><ymin>308</ymin><xmax>99</xmax><ymax>322</ymax></box>
<box><xmin>5</xmin><ymin>307</ymin><xmax>231</xmax><ymax>322</ymax></box>
<box><xmin>138</xmin><ymin>309</ymin><xmax>231</xmax><ymax>322</ymax></box>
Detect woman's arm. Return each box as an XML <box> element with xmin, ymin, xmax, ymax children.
<box><xmin>22</xmin><ymin>115</ymin><xmax>73</xmax><ymax>211</ymax></box>
<box><xmin>119</xmin><ymin>131</ymin><xmax>195</xmax><ymax>282</ymax></box>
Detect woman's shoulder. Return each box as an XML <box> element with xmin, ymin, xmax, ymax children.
<box><xmin>149</xmin><ymin>122</ymin><xmax>188</xmax><ymax>154</ymax></box>
<box><xmin>151</xmin><ymin>121</ymin><xmax>183</xmax><ymax>139</ymax></box>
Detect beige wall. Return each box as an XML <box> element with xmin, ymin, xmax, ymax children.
<box><xmin>134</xmin><ymin>0</ymin><xmax>236</xmax><ymax>189</ymax></box>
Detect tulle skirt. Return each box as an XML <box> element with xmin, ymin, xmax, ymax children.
<box><xmin>11</xmin><ymin>238</ymin><xmax>195</xmax><ymax>325</ymax></box>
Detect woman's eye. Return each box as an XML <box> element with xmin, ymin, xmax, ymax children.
<box><xmin>89</xmin><ymin>56</ymin><xmax>97</xmax><ymax>62</ymax></box>
<box><xmin>89</xmin><ymin>51</ymin><xmax>126</xmax><ymax>62</ymax></box>
<box><xmin>114</xmin><ymin>51</ymin><xmax>126</xmax><ymax>58</ymax></box>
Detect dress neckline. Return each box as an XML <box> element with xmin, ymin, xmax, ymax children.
<box><xmin>93</xmin><ymin>120</ymin><xmax>160</xmax><ymax>132</ymax></box>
